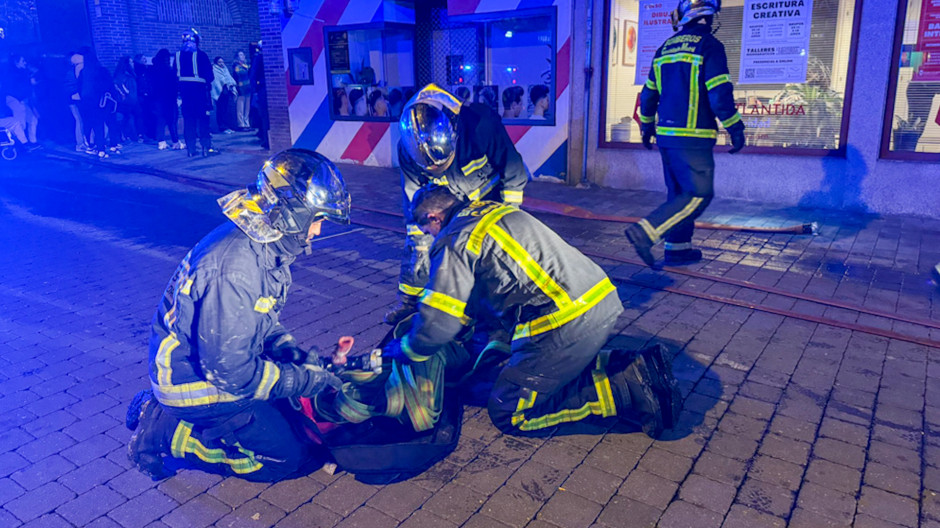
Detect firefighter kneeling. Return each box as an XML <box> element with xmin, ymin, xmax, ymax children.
<box><xmin>381</xmin><ymin>185</ymin><xmax>681</xmax><ymax>437</ymax></box>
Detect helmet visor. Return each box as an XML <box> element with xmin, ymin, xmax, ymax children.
<box><xmin>258</xmin><ymin>150</ymin><xmax>351</xmax><ymax>233</ymax></box>
<box><xmin>400</xmin><ymin>103</ymin><xmax>457</xmax><ymax>175</ymax></box>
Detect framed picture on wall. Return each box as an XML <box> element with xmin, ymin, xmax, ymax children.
<box><xmin>288</xmin><ymin>47</ymin><xmax>315</xmax><ymax>85</ymax></box>
<box><xmin>611</xmin><ymin>18</ymin><xmax>620</xmax><ymax>66</ymax></box>
<box><xmin>622</xmin><ymin>20</ymin><xmax>637</xmax><ymax>67</ymax></box>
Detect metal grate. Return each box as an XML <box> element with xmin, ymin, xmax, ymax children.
<box><xmin>153</xmin><ymin>0</ymin><xmax>238</xmax><ymax>26</ymax></box>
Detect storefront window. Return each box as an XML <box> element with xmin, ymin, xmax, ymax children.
<box><xmin>601</xmin><ymin>0</ymin><xmax>860</xmax><ymax>153</ymax></box>
<box><xmin>325</xmin><ymin>25</ymin><xmax>416</xmax><ymax>122</ymax></box>
<box><xmin>430</xmin><ymin>8</ymin><xmax>556</xmax><ymax>126</ymax></box>
<box><xmin>882</xmin><ymin>0</ymin><xmax>940</xmax><ymax>159</ymax></box>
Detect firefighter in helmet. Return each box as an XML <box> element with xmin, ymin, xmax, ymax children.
<box><xmin>177</xmin><ymin>28</ymin><xmax>217</xmax><ymax>157</ymax></box>
<box><xmin>384</xmin><ymin>83</ymin><xmax>528</xmax><ymax>325</ymax></box>
<box><xmin>382</xmin><ymin>185</ymin><xmax>681</xmax><ymax>438</ymax></box>
<box><xmin>126</xmin><ymin>149</ymin><xmax>351</xmax><ymax>481</ymax></box>
<box><xmin>625</xmin><ymin>0</ymin><xmax>745</xmax><ymax>267</ymax></box>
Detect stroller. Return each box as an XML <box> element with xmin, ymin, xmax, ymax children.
<box><xmin>0</xmin><ymin>127</ymin><xmax>16</xmax><ymax>160</ymax></box>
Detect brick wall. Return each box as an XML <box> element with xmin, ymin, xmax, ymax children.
<box><xmin>85</xmin><ymin>0</ymin><xmax>260</xmax><ymax>69</ymax></box>
<box><xmin>257</xmin><ymin>3</ymin><xmax>291</xmax><ymax>151</ymax></box>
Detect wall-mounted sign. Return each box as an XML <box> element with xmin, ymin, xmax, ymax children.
<box><xmin>328</xmin><ymin>30</ymin><xmax>350</xmax><ymax>73</ymax></box>
<box><xmin>914</xmin><ymin>0</ymin><xmax>940</xmax><ymax>81</ymax></box>
<box><xmin>738</xmin><ymin>0</ymin><xmax>814</xmax><ymax>85</ymax></box>
<box><xmin>288</xmin><ymin>47</ymin><xmax>314</xmax><ymax>85</ymax></box>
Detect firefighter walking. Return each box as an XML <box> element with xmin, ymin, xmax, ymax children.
<box><xmin>385</xmin><ymin>84</ymin><xmax>528</xmax><ymax>325</ymax></box>
<box><xmin>382</xmin><ymin>186</ymin><xmax>681</xmax><ymax>438</ymax></box>
<box><xmin>625</xmin><ymin>0</ymin><xmax>745</xmax><ymax>268</ymax></box>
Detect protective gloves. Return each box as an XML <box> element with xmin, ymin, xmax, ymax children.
<box><xmin>728</xmin><ymin>122</ymin><xmax>746</xmax><ymax>154</ymax></box>
<box><xmin>271</xmin><ymin>360</ymin><xmax>342</xmax><ymax>399</ymax></box>
<box><xmin>641</xmin><ymin>122</ymin><xmax>656</xmax><ymax>150</ymax></box>
<box><xmin>267</xmin><ymin>334</ymin><xmax>321</xmax><ymax>365</ymax></box>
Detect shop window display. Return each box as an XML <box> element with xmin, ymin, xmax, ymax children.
<box><xmin>432</xmin><ymin>8</ymin><xmax>556</xmax><ymax>126</ymax></box>
<box><xmin>325</xmin><ymin>25</ymin><xmax>416</xmax><ymax>121</ymax></box>
<box><xmin>882</xmin><ymin>0</ymin><xmax>940</xmax><ymax>159</ymax></box>
<box><xmin>601</xmin><ymin>0</ymin><xmax>860</xmax><ymax>153</ymax></box>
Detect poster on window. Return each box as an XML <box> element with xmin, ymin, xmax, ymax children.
<box><xmin>914</xmin><ymin>0</ymin><xmax>940</xmax><ymax>81</ymax></box>
<box><xmin>738</xmin><ymin>0</ymin><xmax>813</xmax><ymax>85</ymax></box>
<box><xmin>634</xmin><ymin>0</ymin><xmax>676</xmax><ymax>85</ymax></box>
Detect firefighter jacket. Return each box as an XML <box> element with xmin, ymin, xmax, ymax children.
<box><xmin>148</xmin><ymin>222</ymin><xmax>320</xmax><ymax>417</ymax></box>
<box><xmin>400</xmin><ymin>201</ymin><xmax>624</xmax><ymax>386</ymax></box>
<box><xmin>176</xmin><ymin>49</ymin><xmax>214</xmax><ymax>113</ymax></box>
<box><xmin>638</xmin><ymin>23</ymin><xmax>743</xmax><ymax>149</ymax></box>
<box><xmin>399</xmin><ymin>101</ymin><xmax>528</xmax><ymax>221</ymax></box>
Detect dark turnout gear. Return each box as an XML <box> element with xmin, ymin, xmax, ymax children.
<box><xmin>177</xmin><ymin>45</ymin><xmax>214</xmax><ymax>156</ymax></box>
<box><xmin>127</xmin><ymin>152</ymin><xmax>350</xmax><ymax>480</ymax></box>
<box><xmin>395</xmin><ymin>84</ymin><xmax>527</xmax><ymax>306</ymax></box>
<box><xmin>396</xmin><ymin>198</ymin><xmax>673</xmax><ymax>434</ymax></box>
<box><xmin>631</xmin><ymin>12</ymin><xmax>743</xmax><ymax>265</ymax></box>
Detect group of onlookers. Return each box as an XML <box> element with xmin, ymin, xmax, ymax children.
<box><xmin>332</xmin><ymin>86</ymin><xmax>407</xmax><ymax>119</ymax></box>
<box><xmin>0</xmin><ymin>40</ymin><xmax>268</xmax><ymax>159</ymax></box>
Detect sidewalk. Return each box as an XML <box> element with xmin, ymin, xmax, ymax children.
<box><xmin>3</xmin><ymin>139</ymin><xmax>940</xmax><ymax>528</ymax></box>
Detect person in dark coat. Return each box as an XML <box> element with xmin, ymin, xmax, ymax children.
<box><xmin>76</xmin><ymin>47</ymin><xmax>120</xmax><ymax>157</ymax></box>
<box><xmin>150</xmin><ymin>49</ymin><xmax>183</xmax><ymax>150</ymax></box>
<box><xmin>176</xmin><ymin>29</ymin><xmax>216</xmax><ymax>156</ymax></box>
<box><xmin>249</xmin><ymin>42</ymin><xmax>269</xmax><ymax>149</ymax></box>
<box><xmin>114</xmin><ymin>56</ymin><xmax>143</xmax><ymax>143</ymax></box>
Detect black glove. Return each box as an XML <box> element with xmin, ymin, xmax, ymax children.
<box><xmin>271</xmin><ymin>362</ymin><xmax>342</xmax><ymax>399</ymax></box>
<box><xmin>641</xmin><ymin>122</ymin><xmax>656</xmax><ymax>150</ymax></box>
<box><xmin>728</xmin><ymin>122</ymin><xmax>746</xmax><ymax>154</ymax></box>
<box><xmin>267</xmin><ymin>335</ymin><xmax>321</xmax><ymax>365</ymax></box>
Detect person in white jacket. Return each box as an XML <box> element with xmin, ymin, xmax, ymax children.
<box><xmin>211</xmin><ymin>56</ymin><xmax>238</xmax><ymax>134</ymax></box>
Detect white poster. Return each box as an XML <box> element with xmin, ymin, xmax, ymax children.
<box><xmin>738</xmin><ymin>0</ymin><xmax>814</xmax><ymax>85</ymax></box>
<box><xmin>634</xmin><ymin>0</ymin><xmax>676</xmax><ymax>85</ymax></box>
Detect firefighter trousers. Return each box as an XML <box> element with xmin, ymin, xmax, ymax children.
<box><xmin>487</xmin><ymin>317</ymin><xmax>626</xmax><ymax>434</ymax></box>
<box><xmin>636</xmin><ymin>147</ymin><xmax>715</xmax><ymax>250</ymax></box>
<box><xmin>146</xmin><ymin>400</ymin><xmax>314</xmax><ymax>482</ymax></box>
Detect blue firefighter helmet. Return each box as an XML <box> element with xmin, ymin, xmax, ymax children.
<box><xmin>671</xmin><ymin>0</ymin><xmax>721</xmax><ymax>30</ymax></box>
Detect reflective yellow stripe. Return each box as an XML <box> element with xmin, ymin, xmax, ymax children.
<box><xmin>407</xmin><ymin>224</ymin><xmax>425</xmax><ymax>236</ymax></box>
<box><xmin>489</xmin><ymin>225</ymin><xmax>571</xmax><ymax>309</ymax></box>
<box><xmin>502</xmin><ymin>190</ymin><xmax>524</xmax><ymax>204</ymax></box>
<box><xmin>156</xmin><ymin>333</ymin><xmax>180</xmax><ymax>386</ymax></box>
<box><xmin>254</xmin><ymin>296</ymin><xmax>276</xmax><ymax>313</ymax></box>
<box><xmin>252</xmin><ymin>361</ymin><xmax>281</xmax><ymax>400</ymax></box>
<box><xmin>592</xmin><ymin>369</ymin><xmax>617</xmax><ymax>417</ymax></box>
<box><xmin>170</xmin><ymin>421</ymin><xmax>264</xmax><ymax>474</ymax></box>
<box><xmin>654</xmin><ymin>53</ymin><xmax>703</xmax><ymax>66</ymax></box>
<box><xmin>722</xmin><ymin>112</ymin><xmax>742</xmax><ymax>128</ymax></box>
<box><xmin>637</xmin><ymin>219</ymin><xmax>659</xmax><ymax>243</ymax></box>
<box><xmin>461</xmin><ymin>155</ymin><xmax>488</xmax><ymax>176</ymax></box>
<box><xmin>639</xmin><ymin>114</ymin><xmax>655</xmax><ymax>124</ymax></box>
<box><xmin>654</xmin><ymin>62</ymin><xmax>663</xmax><ymax>94</ymax></box>
<box><xmin>152</xmin><ymin>380</ymin><xmax>243</xmax><ymax>407</ymax></box>
<box><xmin>467</xmin><ymin>176</ymin><xmax>498</xmax><ymax>202</ymax></box>
<box><xmin>688</xmin><ymin>62</ymin><xmax>700</xmax><ymax>129</ymax></box>
<box><xmin>655</xmin><ymin>127</ymin><xmax>718</xmax><ymax>139</ymax></box>
<box><xmin>398</xmin><ymin>283</ymin><xmax>425</xmax><ymax>297</ymax></box>
<box><xmin>513</xmin><ymin>278</ymin><xmax>617</xmax><ymax>340</ymax></box>
<box><xmin>705</xmin><ymin>74</ymin><xmax>730</xmax><ymax>90</ymax></box>
<box><xmin>510</xmin><ymin>389</ymin><xmax>539</xmax><ymax>426</ymax></box>
<box><xmin>645</xmin><ymin>78</ymin><xmax>656</xmax><ymax>90</ymax></box>
<box><xmin>430</xmin><ymin>175</ymin><xmax>449</xmax><ymax>186</ymax></box>
<box><xmin>656</xmin><ymin>196</ymin><xmax>704</xmax><ymax>236</ymax></box>
<box><xmin>466</xmin><ymin>205</ymin><xmax>516</xmax><ymax>254</ymax></box>
<box><xmin>517</xmin><ymin>401</ymin><xmax>607</xmax><ymax>431</ymax></box>
<box><xmin>401</xmin><ymin>334</ymin><xmax>431</xmax><ymax>362</ymax></box>
<box><xmin>179</xmin><ymin>278</ymin><xmax>193</xmax><ymax>296</ymax></box>
<box><xmin>420</xmin><ymin>290</ymin><xmax>469</xmax><ymax>324</ymax></box>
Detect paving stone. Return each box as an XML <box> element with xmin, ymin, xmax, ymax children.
<box><xmin>636</xmin><ymin>447</ymin><xmax>693</xmax><ymax>483</ymax></box>
<box><xmin>105</xmin><ymin>488</ymin><xmax>177</xmax><ymax>528</ymax></box>
<box><xmin>705</xmin><ymin>431</ymin><xmax>758</xmax><ymax>461</ymax></box>
<box><xmin>506</xmin><ymin>460</ymin><xmax>567</xmax><ymax>502</ymax></box>
<box><xmin>331</xmin><ymin>506</ymin><xmax>399</xmax><ymax>528</ymax></box>
<box><xmin>795</xmin><ymin>482</ymin><xmax>856</xmax><ymax>524</ymax></box>
<box><xmin>867</xmin><ymin>442</ymin><xmax>921</xmax><ymax>473</ymax></box>
<box><xmin>757</xmin><ymin>434</ymin><xmax>811</xmax><ymax>466</ymax></box>
<box><xmin>871</xmin><ymin>423</ymin><xmax>921</xmax><ymax>450</ymax></box>
<box><xmin>728</xmin><ymin>396</ymin><xmax>777</xmax><ymax>420</ymax></box>
<box><xmin>596</xmin><ymin>496</ymin><xmax>661</xmax><ymax>528</ymax></box>
<box><xmin>736</xmin><ymin>478</ymin><xmax>794</xmax><ymax>517</ymax></box>
<box><xmin>55</xmin><ymin>484</ymin><xmax>127</xmax><ymax>526</ymax></box>
<box><xmin>365</xmin><ymin>482</ymin><xmax>431</xmax><ymax>522</ymax></box>
<box><xmin>717</xmin><ymin>412</ymin><xmax>768</xmax><ymax>440</ymax></box>
<box><xmin>20</xmin><ymin>512</ymin><xmax>74</xmax><ymax>528</ymax></box>
<box><xmin>397</xmin><ymin>509</ymin><xmax>458</xmax><ymax>528</ymax></box>
<box><xmin>411</xmin><ymin>461</ymin><xmax>461</xmax><ymax>493</ymax></box>
<box><xmin>857</xmin><ymin>486</ymin><xmax>919</xmax><ymax>528</ymax></box>
<box><xmin>863</xmin><ymin>461</ymin><xmax>921</xmax><ymax>499</ymax></box>
<box><xmin>582</xmin><ymin>440</ymin><xmax>642</xmax><ymax>478</ymax></box>
<box><xmin>207</xmin><ymin>478</ymin><xmax>271</xmax><ymax>508</ymax></box>
<box><xmin>618</xmin><ymin>470</ymin><xmax>678</xmax><ymax>509</ymax></box>
<box><xmin>3</xmin><ymin>481</ymin><xmax>76</xmax><ymax>523</ymax></box>
<box><xmin>156</xmin><ymin>470</ymin><xmax>223</xmax><ymax>504</ymax></box>
<box><xmin>788</xmin><ymin>507</ymin><xmax>852</xmax><ymax>528</ymax></box>
<box><xmin>451</xmin><ymin>456</ymin><xmax>515</xmax><ymax>495</ymax></box>
<box><xmin>804</xmin><ymin>458</ymin><xmax>861</xmax><ymax>495</ymax></box>
<box><xmin>259</xmin><ymin>475</ymin><xmax>325</xmax><ymax>511</ymax></box>
<box><xmin>0</xmin><ymin>428</ymin><xmax>35</xmax><ymax>455</ymax></box>
<box><xmin>692</xmin><ymin>451</ymin><xmax>748</xmax><ymax>486</ymax></box>
<box><xmin>818</xmin><ymin>417</ymin><xmax>870</xmax><ymax>447</ymax></box>
<box><xmin>677</xmin><ymin>474</ymin><xmax>735</xmax><ymax>514</ymax></box>
<box><xmin>216</xmin><ymin>498</ymin><xmax>286</xmax><ymax>528</ymax></box>
<box><xmin>420</xmin><ymin>482</ymin><xmax>485</xmax><ymax>525</ymax></box>
<box><xmin>767</xmin><ymin>415</ymin><xmax>816</xmax><ymax>443</ymax></box>
<box><xmin>536</xmin><ymin>490</ymin><xmax>601</xmax><ymax>528</ymax></box>
<box><xmin>60</xmin><ymin>433</ymin><xmax>122</xmax><ymax>466</ymax></box>
<box><xmin>719</xmin><ymin>504</ymin><xmax>786</xmax><ymax>528</ymax></box>
<box><xmin>0</xmin><ymin>451</ymin><xmax>29</xmax><ymax>479</ymax></box>
<box><xmin>160</xmin><ymin>494</ymin><xmax>231</xmax><ymax>528</ymax></box>
<box><xmin>854</xmin><ymin>514</ymin><xmax>908</xmax><ymax>528</ymax></box>
<box><xmin>657</xmin><ymin>499</ymin><xmax>722</xmax><ymax>528</ymax></box>
<box><xmin>529</xmin><ymin>441</ymin><xmax>588</xmax><ymax>472</ymax></box>
<box><xmin>107</xmin><ymin>468</ymin><xmax>158</xmax><ymax>499</ymax></box>
<box><xmin>274</xmin><ymin>502</ymin><xmax>341</xmax><ymax>528</ymax></box>
<box><xmin>462</xmin><ymin>513</ymin><xmax>513</xmax><ymax>528</ymax></box>
<box><xmin>479</xmin><ymin>486</ymin><xmax>544</xmax><ymax>528</ymax></box>
<box><xmin>559</xmin><ymin>465</ymin><xmax>620</xmax><ymax>505</ymax></box>
<box><xmin>812</xmin><ymin>437</ymin><xmax>867</xmax><ymax>469</ymax></box>
<box><xmin>57</xmin><ymin>457</ymin><xmax>123</xmax><ymax>494</ymax></box>
<box><xmin>10</xmin><ymin>454</ymin><xmax>76</xmax><ymax>491</ymax></box>
<box><xmin>14</xmin><ymin>432</ymin><xmax>77</xmax><ymax>463</ymax></box>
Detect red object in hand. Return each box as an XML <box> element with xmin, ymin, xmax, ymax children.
<box><xmin>332</xmin><ymin>336</ymin><xmax>355</xmax><ymax>366</ymax></box>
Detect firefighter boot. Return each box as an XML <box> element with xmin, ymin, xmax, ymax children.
<box><xmin>383</xmin><ymin>295</ymin><xmax>418</xmax><ymax>326</ymax></box>
<box><xmin>624</xmin><ymin>224</ymin><xmax>658</xmax><ymax>268</ymax></box>
<box><xmin>608</xmin><ymin>346</ymin><xmax>681</xmax><ymax>438</ymax></box>
<box><xmin>126</xmin><ymin>390</ymin><xmax>176</xmax><ymax>480</ymax></box>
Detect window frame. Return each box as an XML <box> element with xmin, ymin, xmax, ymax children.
<box><xmin>323</xmin><ymin>22</ymin><xmax>418</xmax><ymax>123</ymax></box>
<box><xmin>597</xmin><ymin>0</ymin><xmax>864</xmax><ymax>157</ymax></box>
<box><xmin>446</xmin><ymin>6</ymin><xmax>558</xmax><ymax>127</ymax></box>
<box><xmin>879</xmin><ymin>0</ymin><xmax>940</xmax><ymax>162</ymax></box>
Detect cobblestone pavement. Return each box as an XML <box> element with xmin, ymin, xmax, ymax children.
<box><xmin>2</xmin><ymin>139</ymin><xmax>940</xmax><ymax>527</ymax></box>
